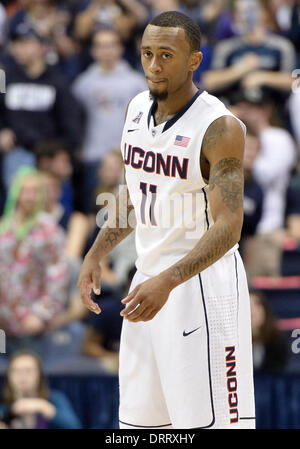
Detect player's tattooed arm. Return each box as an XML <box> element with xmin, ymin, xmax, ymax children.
<box><xmin>160</xmin><ymin>116</ymin><xmax>245</xmax><ymax>287</ymax></box>
<box><xmin>209</xmin><ymin>157</ymin><xmax>243</xmax><ymax>212</ymax></box>
<box><xmin>169</xmin><ymin>221</ymin><xmax>235</xmax><ymax>282</ymax></box>
<box><xmin>90</xmin><ymin>184</ymin><xmax>136</xmax><ymax>259</ymax></box>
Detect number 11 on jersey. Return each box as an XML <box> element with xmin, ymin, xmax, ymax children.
<box><xmin>140</xmin><ymin>182</ymin><xmax>157</xmax><ymax>226</ymax></box>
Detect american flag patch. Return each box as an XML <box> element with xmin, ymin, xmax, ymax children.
<box><xmin>174</xmin><ymin>135</ymin><xmax>190</xmax><ymax>147</ymax></box>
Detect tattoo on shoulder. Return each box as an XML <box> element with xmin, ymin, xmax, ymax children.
<box><xmin>202</xmin><ymin>117</ymin><xmax>227</xmax><ymax>153</ymax></box>
<box><xmin>209</xmin><ymin>157</ymin><xmax>243</xmax><ymax>213</ymax></box>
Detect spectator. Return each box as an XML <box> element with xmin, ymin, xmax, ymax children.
<box><xmin>6</xmin><ymin>0</ymin><xmax>80</xmax><ymax>80</ymax></box>
<box><xmin>269</xmin><ymin>0</ymin><xmax>295</xmax><ymax>36</ymax></box>
<box><xmin>231</xmin><ymin>88</ymin><xmax>296</xmax><ymax>277</ymax></box>
<box><xmin>72</xmin><ymin>26</ymin><xmax>146</xmax><ymax>213</ymax></box>
<box><xmin>181</xmin><ymin>0</ymin><xmax>225</xmax><ymax>43</ymax></box>
<box><xmin>74</xmin><ymin>0</ymin><xmax>148</xmax><ymax>70</ymax></box>
<box><xmin>233</xmin><ymin>88</ymin><xmax>296</xmax><ymax>234</ymax></box>
<box><xmin>91</xmin><ymin>149</ymin><xmax>124</xmax><ymax>214</ymax></box>
<box><xmin>214</xmin><ymin>0</ymin><xmax>279</xmax><ymax>41</ymax></box>
<box><xmin>35</xmin><ymin>139</ymin><xmax>74</xmax><ymax>230</ymax></box>
<box><xmin>250</xmin><ymin>289</ymin><xmax>289</xmax><ymax>372</ymax></box>
<box><xmin>240</xmin><ymin>128</ymin><xmax>264</xmax><ymax>274</ymax></box>
<box><xmin>0</xmin><ymin>166</ymin><xmax>69</xmax><ymax>356</ymax></box>
<box><xmin>74</xmin><ymin>0</ymin><xmax>147</xmax><ymax>42</ymax></box>
<box><xmin>39</xmin><ymin>168</ymin><xmax>91</xmax><ymax>304</ymax></box>
<box><xmin>285</xmin><ymin>165</ymin><xmax>300</xmax><ymax>240</ymax></box>
<box><xmin>19</xmin><ymin>167</ymin><xmax>88</xmax><ymax>333</ymax></box>
<box><xmin>29</xmin><ymin>170</ymin><xmax>88</xmax><ymax>345</ymax></box>
<box><xmin>288</xmin><ymin>90</ymin><xmax>300</xmax><ymax>153</ymax></box>
<box><xmin>0</xmin><ymin>350</ymin><xmax>82</xmax><ymax>428</ymax></box>
<box><xmin>40</xmin><ymin>170</ymin><xmax>90</xmax><ymax>259</ymax></box>
<box><xmin>290</xmin><ymin>0</ymin><xmax>300</xmax><ymax>66</ymax></box>
<box><xmin>41</xmin><ymin>170</ymin><xmax>65</xmax><ymax>224</ymax></box>
<box><xmin>203</xmin><ymin>0</ymin><xmax>295</xmax><ymax>105</ymax></box>
<box><xmin>0</xmin><ymin>4</ymin><xmax>7</xmax><ymax>48</ymax></box>
<box><xmin>0</xmin><ymin>23</ymin><xmax>83</xmax><ymax>193</ymax></box>
<box><xmin>35</xmin><ymin>139</ymin><xmax>92</xmax><ymax>260</ymax></box>
<box><xmin>147</xmin><ymin>0</ymin><xmax>180</xmax><ymax>19</ymax></box>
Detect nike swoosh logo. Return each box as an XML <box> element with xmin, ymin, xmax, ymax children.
<box><xmin>127</xmin><ymin>129</ymin><xmax>139</xmax><ymax>132</ymax></box>
<box><xmin>183</xmin><ymin>326</ymin><xmax>201</xmax><ymax>337</ymax></box>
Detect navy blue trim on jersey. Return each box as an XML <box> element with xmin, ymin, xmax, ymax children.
<box><xmin>234</xmin><ymin>252</ymin><xmax>240</xmax><ymax>327</ymax></box>
<box><xmin>119</xmin><ymin>420</ymin><xmax>172</xmax><ymax>428</ymax></box>
<box><xmin>147</xmin><ymin>89</ymin><xmax>203</xmax><ymax>132</ymax></box>
<box><xmin>147</xmin><ymin>99</ymin><xmax>156</xmax><ymax>129</ymax></box>
<box><xmin>163</xmin><ymin>89</ymin><xmax>203</xmax><ymax>132</ymax></box>
<box><xmin>195</xmin><ymin>273</ymin><xmax>215</xmax><ymax>429</ymax></box>
<box><xmin>202</xmin><ymin>186</ymin><xmax>209</xmax><ymax>230</ymax></box>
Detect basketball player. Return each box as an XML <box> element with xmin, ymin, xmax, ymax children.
<box><xmin>78</xmin><ymin>11</ymin><xmax>255</xmax><ymax>429</ymax></box>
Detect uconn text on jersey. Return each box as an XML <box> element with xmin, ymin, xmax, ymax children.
<box><xmin>123</xmin><ymin>143</ymin><xmax>189</xmax><ymax>179</ymax></box>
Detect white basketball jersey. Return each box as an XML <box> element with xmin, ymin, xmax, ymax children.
<box><xmin>120</xmin><ymin>89</ymin><xmax>246</xmax><ymax>277</ymax></box>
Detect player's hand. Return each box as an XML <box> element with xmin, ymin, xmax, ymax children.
<box><xmin>77</xmin><ymin>252</ymin><xmax>102</xmax><ymax>314</ymax></box>
<box><xmin>120</xmin><ymin>276</ymin><xmax>172</xmax><ymax>322</ymax></box>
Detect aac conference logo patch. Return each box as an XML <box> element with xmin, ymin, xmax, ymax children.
<box><xmin>132</xmin><ymin>111</ymin><xmax>143</xmax><ymax>124</ymax></box>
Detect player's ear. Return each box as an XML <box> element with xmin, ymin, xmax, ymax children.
<box><xmin>189</xmin><ymin>51</ymin><xmax>203</xmax><ymax>72</ymax></box>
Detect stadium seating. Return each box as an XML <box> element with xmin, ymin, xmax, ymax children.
<box><xmin>280</xmin><ymin>238</ymin><xmax>300</xmax><ymax>277</ymax></box>
<box><xmin>252</xmin><ymin>276</ymin><xmax>300</xmax><ymax>319</ymax></box>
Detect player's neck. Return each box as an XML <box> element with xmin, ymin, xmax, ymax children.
<box><xmin>154</xmin><ymin>82</ymin><xmax>199</xmax><ymax>124</ymax></box>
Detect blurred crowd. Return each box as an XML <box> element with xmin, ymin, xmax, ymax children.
<box><xmin>0</xmin><ymin>0</ymin><xmax>299</xmax><ymax>428</ymax></box>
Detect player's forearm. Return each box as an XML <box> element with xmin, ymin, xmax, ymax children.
<box><xmin>88</xmin><ymin>200</ymin><xmax>136</xmax><ymax>261</ymax></box>
<box><xmin>159</xmin><ymin>217</ymin><xmax>241</xmax><ymax>290</ymax></box>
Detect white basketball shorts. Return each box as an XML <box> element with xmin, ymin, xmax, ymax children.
<box><xmin>118</xmin><ymin>250</ymin><xmax>255</xmax><ymax>429</ymax></box>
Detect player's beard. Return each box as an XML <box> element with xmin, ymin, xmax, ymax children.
<box><xmin>149</xmin><ymin>89</ymin><xmax>168</xmax><ymax>102</ymax></box>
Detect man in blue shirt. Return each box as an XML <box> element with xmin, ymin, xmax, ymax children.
<box><xmin>203</xmin><ymin>0</ymin><xmax>295</xmax><ymax>105</ymax></box>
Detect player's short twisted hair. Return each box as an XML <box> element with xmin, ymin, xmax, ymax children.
<box><xmin>149</xmin><ymin>11</ymin><xmax>201</xmax><ymax>52</ymax></box>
